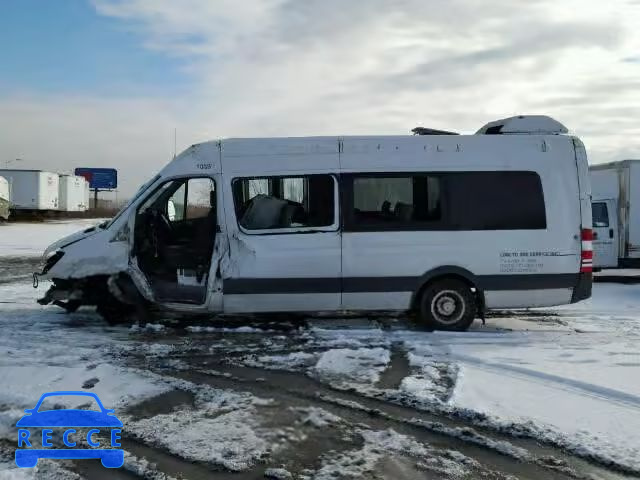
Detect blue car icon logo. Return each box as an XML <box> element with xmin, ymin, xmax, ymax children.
<box><xmin>15</xmin><ymin>391</ymin><xmax>124</xmax><ymax>468</ymax></box>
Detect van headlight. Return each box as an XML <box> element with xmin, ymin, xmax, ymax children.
<box><xmin>42</xmin><ymin>251</ymin><xmax>65</xmax><ymax>274</ymax></box>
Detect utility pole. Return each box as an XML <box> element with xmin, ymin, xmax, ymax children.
<box><xmin>174</xmin><ymin>128</ymin><xmax>177</xmax><ymax>159</ymax></box>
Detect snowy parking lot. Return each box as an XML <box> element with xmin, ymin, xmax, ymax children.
<box><xmin>1</xmin><ymin>220</ymin><xmax>639</xmax><ymax>479</ymax></box>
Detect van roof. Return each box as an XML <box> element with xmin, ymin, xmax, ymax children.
<box><xmin>199</xmin><ymin>115</ymin><xmax>569</xmax><ymax>148</ymax></box>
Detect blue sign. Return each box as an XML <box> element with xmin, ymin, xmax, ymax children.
<box><xmin>15</xmin><ymin>391</ymin><xmax>124</xmax><ymax>468</ymax></box>
<box><xmin>74</xmin><ymin>168</ymin><xmax>118</xmax><ymax>190</ymax></box>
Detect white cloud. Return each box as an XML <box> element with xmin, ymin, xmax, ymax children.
<box><xmin>0</xmin><ymin>95</ymin><xmax>185</xmax><ymax>195</ymax></box>
<box><xmin>2</xmin><ymin>0</ymin><xmax>640</xmax><ymax>194</ymax></box>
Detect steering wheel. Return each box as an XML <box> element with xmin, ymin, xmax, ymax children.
<box><xmin>146</xmin><ymin>208</ymin><xmax>173</xmax><ymax>249</ymax></box>
<box><xmin>155</xmin><ymin>208</ymin><xmax>173</xmax><ymax>234</ymax></box>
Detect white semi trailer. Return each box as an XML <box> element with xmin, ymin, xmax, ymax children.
<box><xmin>59</xmin><ymin>175</ymin><xmax>89</xmax><ymax>212</ymax></box>
<box><xmin>0</xmin><ymin>169</ymin><xmax>59</xmax><ymax>213</ymax></box>
<box><xmin>0</xmin><ymin>176</ymin><xmax>9</xmax><ymax>220</ymax></box>
<box><xmin>591</xmin><ymin>160</ymin><xmax>640</xmax><ymax>269</ymax></box>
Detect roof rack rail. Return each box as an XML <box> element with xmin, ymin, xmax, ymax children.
<box><xmin>411</xmin><ymin>127</ymin><xmax>459</xmax><ymax>136</ymax></box>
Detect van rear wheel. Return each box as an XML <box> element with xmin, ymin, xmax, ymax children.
<box><xmin>419</xmin><ymin>279</ymin><xmax>476</xmax><ymax>331</ymax></box>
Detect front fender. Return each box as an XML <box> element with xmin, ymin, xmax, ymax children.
<box><xmin>44</xmin><ymin>230</ymin><xmax>128</xmax><ymax>280</ymax></box>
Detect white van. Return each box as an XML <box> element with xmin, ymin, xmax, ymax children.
<box><xmin>36</xmin><ymin>115</ymin><xmax>593</xmax><ymax>330</ymax></box>
<box><xmin>591</xmin><ymin>160</ymin><xmax>640</xmax><ymax>269</ymax></box>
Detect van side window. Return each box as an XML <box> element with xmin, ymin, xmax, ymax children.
<box><xmin>346</xmin><ymin>171</ymin><xmax>546</xmax><ymax>231</ymax></box>
<box><xmin>232</xmin><ymin>175</ymin><xmax>335</xmax><ymax>231</ymax></box>
<box><xmin>447</xmin><ymin>171</ymin><xmax>546</xmax><ymax>230</ymax></box>
<box><xmin>352</xmin><ymin>175</ymin><xmax>442</xmax><ymax>227</ymax></box>
<box><xmin>185</xmin><ymin>178</ymin><xmax>216</xmax><ymax>219</ymax></box>
<box><xmin>591</xmin><ymin>202</ymin><xmax>609</xmax><ymax>227</ymax></box>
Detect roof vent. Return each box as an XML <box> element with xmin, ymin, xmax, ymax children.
<box><xmin>476</xmin><ymin>115</ymin><xmax>568</xmax><ymax>135</ymax></box>
<box><xmin>411</xmin><ymin>127</ymin><xmax>459</xmax><ymax>136</ymax></box>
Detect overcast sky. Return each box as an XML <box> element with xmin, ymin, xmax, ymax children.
<box><xmin>1</xmin><ymin>0</ymin><xmax>639</xmax><ymax>195</ymax></box>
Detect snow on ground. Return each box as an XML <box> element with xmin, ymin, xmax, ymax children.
<box><xmin>126</xmin><ymin>385</ymin><xmax>275</xmax><ymax>472</ymax></box>
<box><xmin>0</xmin><ymin>291</ymin><xmax>172</xmax><ymax>445</ymax></box>
<box><xmin>313</xmin><ymin>428</ymin><xmax>476</xmax><ymax>480</ymax></box>
<box><xmin>311</xmin><ymin>347</ymin><xmax>390</xmax><ymax>388</ymax></box>
<box><xmin>0</xmin><ymin>221</ymin><xmax>173</xmax><ymax>448</ymax></box>
<box><xmin>595</xmin><ymin>268</ymin><xmax>640</xmax><ymax>277</ymax></box>
<box><xmin>3</xmin><ymin>220</ymin><xmax>640</xmax><ymax>477</ymax></box>
<box><xmin>0</xmin><ymin>219</ymin><xmax>105</xmax><ymax>257</ymax></box>
<box><xmin>438</xmin><ymin>286</ymin><xmax>640</xmax><ymax>471</ymax></box>
<box><xmin>297</xmin><ymin>284</ymin><xmax>640</xmax><ymax>473</ymax></box>
<box><xmin>242</xmin><ymin>351</ymin><xmax>319</xmax><ymax>371</ymax></box>
<box><xmin>0</xmin><ymin>460</ymin><xmax>81</xmax><ymax>480</ymax></box>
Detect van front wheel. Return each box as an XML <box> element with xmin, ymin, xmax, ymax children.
<box><xmin>419</xmin><ymin>279</ymin><xmax>476</xmax><ymax>331</ymax></box>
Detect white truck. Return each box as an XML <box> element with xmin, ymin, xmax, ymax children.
<box><xmin>591</xmin><ymin>160</ymin><xmax>640</xmax><ymax>269</ymax></box>
<box><xmin>59</xmin><ymin>175</ymin><xmax>89</xmax><ymax>212</ymax></box>
<box><xmin>0</xmin><ymin>176</ymin><xmax>9</xmax><ymax>220</ymax></box>
<box><xmin>0</xmin><ymin>169</ymin><xmax>59</xmax><ymax>212</ymax></box>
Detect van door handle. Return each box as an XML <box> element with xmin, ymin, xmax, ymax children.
<box><xmin>609</xmin><ymin>229</ymin><xmax>614</xmax><ymax>239</ymax></box>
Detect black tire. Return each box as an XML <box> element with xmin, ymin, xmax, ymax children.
<box><xmin>96</xmin><ymin>300</ymin><xmax>135</xmax><ymax>325</ymax></box>
<box><xmin>53</xmin><ymin>300</ymin><xmax>81</xmax><ymax>313</ymax></box>
<box><xmin>419</xmin><ymin>279</ymin><xmax>477</xmax><ymax>331</ymax></box>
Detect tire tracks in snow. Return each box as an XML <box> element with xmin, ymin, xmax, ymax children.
<box><xmin>447</xmin><ymin>353</ymin><xmax>640</xmax><ymax>411</ymax></box>
<box><xmin>136</xmin><ymin>357</ymin><xmax>617</xmax><ymax>480</ymax></box>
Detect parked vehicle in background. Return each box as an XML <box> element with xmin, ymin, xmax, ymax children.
<box><xmin>36</xmin><ymin>115</ymin><xmax>592</xmax><ymax>331</ymax></box>
<box><xmin>0</xmin><ymin>176</ymin><xmax>10</xmax><ymax>221</ymax></box>
<box><xmin>58</xmin><ymin>175</ymin><xmax>89</xmax><ymax>212</ymax></box>
<box><xmin>591</xmin><ymin>160</ymin><xmax>640</xmax><ymax>269</ymax></box>
<box><xmin>0</xmin><ymin>169</ymin><xmax>59</xmax><ymax>214</ymax></box>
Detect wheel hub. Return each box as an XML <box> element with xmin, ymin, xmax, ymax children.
<box><xmin>430</xmin><ymin>289</ymin><xmax>466</xmax><ymax>325</ymax></box>
<box><xmin>436</xmin><ymin>296</ymin><xmax>456</xmax><ymax>316</ymax></box>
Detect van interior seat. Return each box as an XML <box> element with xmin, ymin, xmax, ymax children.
<box><xmin>241</xmin><ymin>194</ymin><xmax>288</xmax><ymax>229</ymax></box>
<box><xmin>280</xmin><ymin>202</ymin><xmax>307</xmax><ymax>227</ymax></box>
<box><xmin>394</xmin><ymin>202</ymin><xmax>414</xmax><ymax>221</ymax></box>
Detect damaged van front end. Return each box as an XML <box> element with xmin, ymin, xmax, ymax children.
<box><xmin>35</xmin><ymin>221</ymin><xmax>134</xmax><ymax>316</ymax></box>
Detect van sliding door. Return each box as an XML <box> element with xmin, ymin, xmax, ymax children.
<box><xmin>223</xmin><ymin>173</ymin><xmax>341</xmax><ymax>313</ymax></box>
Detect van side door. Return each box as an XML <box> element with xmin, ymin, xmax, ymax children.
<box><xmin>222</xmin><ymin>174</ymin><xmax>341</xmax><ymax>313</ymax></box>
<box><xmin>592</xmin><ymin>199</ymin><xmax>619</xmax><ymax>268</ymax></box>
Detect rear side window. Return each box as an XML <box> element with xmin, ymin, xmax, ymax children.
<box><xmin>446</xmin><ymin>171</ymin><xmax>546</xmax><ymax>230</ymax></box>
<box><xmin>232</xmin><ymin>175</ymin><xmax>335</xmax><ymax>231</ymax></box>
<box><xmin>346</xmin><ymin>171</ymin><xmax>546</xmax><ymax>231</ymax></box>
<box><xmin>591</xmin><ymin>202</ymin><xmax>609</xmax><ymax>227</ymax></box>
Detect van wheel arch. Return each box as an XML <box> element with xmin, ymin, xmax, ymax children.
<box><xmin>98</xmin><ymin>273</ymin><xmax>151</xmax><ymax>325</ymax></box>
<box><xmin>411</xmin><ymin>267</ymin><xmax>484</xmax><ymax>313</ymax></box>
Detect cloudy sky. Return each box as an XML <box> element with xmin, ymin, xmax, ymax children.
<box><xmin>1</xmin><ymin>0</ymin><xmax>639</xmax><ymax>195</ymax></box>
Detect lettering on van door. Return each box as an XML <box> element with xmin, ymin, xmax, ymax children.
<box><xmin>499</xmin><ymin>251</ymin><xmax>562</xmax><ymax>273</ymax></box>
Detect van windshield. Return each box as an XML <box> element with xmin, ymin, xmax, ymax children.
<box><xmin>105</xmin><ymin>174</ymin><xmax>161</xmax><ymax>228</ymax></box>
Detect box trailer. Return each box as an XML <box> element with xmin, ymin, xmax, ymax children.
<box><xmin>591</xmin><ymin>160</ymin><xmax>640</xmax><ymax>268</ymax></box>
<box><xmin>0</xmin><ymin>169</ymin><xmax>59</xmax><ymax>211</ymax></box>
<box><xmin>59</xmin><ymin>175</ymin><xmax>89</xmax><ymax>212</ymax></box>
<box><xmin>83</xmin><ymin>181</ymin><xmax>90</xmax><ymax>212</ymax></box>
<box><xmin>0</xmin><ymin>175</ymin><xmax>9</xmax><ymax>220</ymax></box>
